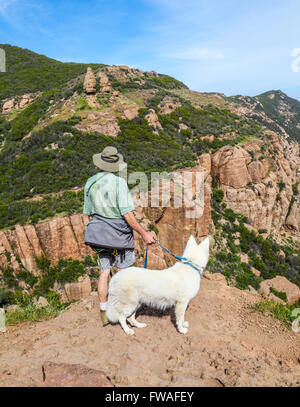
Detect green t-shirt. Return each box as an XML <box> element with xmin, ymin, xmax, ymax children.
<box><xmin>83</xmin><ymin>172</ymin><xmax>135</xmax><ymax>219</ymax></box>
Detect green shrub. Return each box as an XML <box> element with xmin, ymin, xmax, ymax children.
<box><xmin>5</xmin><ymin>301</ymin><xmax>70</xmax><ymax>326</ymax></box>
<box><xmin>212</xmin><ymin>189</ymin><xmax>224</xmax><ymax>203</ymax></box>
<box><xmin>269</xmin><ymin>287</ymin><xmax>288</xmax><ymax>302</ymax></box>
<box><xmin>253</xmin><ymin>299</ymin><xmax>300</xmax><ymax>328</ymax></box>
<box><xmin>1</xmin><ymin>266</ymin><xmax>19</xmax><ymax>288</ymax></box>
<box><xmin>0</xmin><ymin>288</ymin><xmax>10</xmax><ymax>306</ymax></box>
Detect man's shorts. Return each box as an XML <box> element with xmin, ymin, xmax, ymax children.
<box><xmin>93</xmin><ymin>247</ymin><xmax>135</xmax><ymax>270</ymax></box>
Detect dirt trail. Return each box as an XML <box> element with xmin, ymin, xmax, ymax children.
<box><xmin>0</xmin><ymin>278</ymin><xmax>300</xmax><ymax>387</ymax></box>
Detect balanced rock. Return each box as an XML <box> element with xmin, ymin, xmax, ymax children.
<box><xmin>98</xmin><ymin>71</ymin><xmax>111</xmax><ymax>93</ymax></box>
<box><xmin>84</xmin><ymin>67</ymin><xmax>97</xmax><ymax>94</ymax></box>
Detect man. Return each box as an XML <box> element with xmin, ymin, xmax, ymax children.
<box><xmin>83</xmin><ymin>146</ymin><xmax>156</xmax><ymax>326</ymax></box>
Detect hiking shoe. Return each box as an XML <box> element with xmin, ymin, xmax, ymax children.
<box><xmin>100</xmin><ymin>310</ymin><xmax>110</xmax><ymax>327</ymax></box>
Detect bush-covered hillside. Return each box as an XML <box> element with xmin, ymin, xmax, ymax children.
<box><xmin>0</xmin><ymin>99</ymin><xmax>265</xmax><ymax>229</ymax></box>
<box><xmin>0</xmin><ymin>44</ymin><xmax>103</xmax><ymax>100</ymax></box>
<box><xmin>229</xmin><ymin>90</ymin><xmax>300</xmax><ymax>144</ymax></box>
<box><xmin>256</xmin><ymin>90</ymin><xmax>300</xmax><ymax>143</ymax></box>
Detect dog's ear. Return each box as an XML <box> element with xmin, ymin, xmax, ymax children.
<box><xmin>182</xmin><ymin>235</ymin><xmax>197</xmax><ymax>257</ymax></box>
<box><xmin>198</xmin><ymin>236</ymin><xmax>210</xmax><ymax>251</ymax></box>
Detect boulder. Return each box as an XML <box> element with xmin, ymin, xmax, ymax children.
<box><xmin>240</xmin><ymin>253</ymin><xmax>249</xmax><ymax>264</ymax></box>
<box><xmin>259</xmin><ymin>276</ymin><xmax>300</xmax><ymax>305</ymax></box>
<box><xmin>37</xmin><ymin>297</ymin><xmax>49</xmax><ymax>308</ymax></box>
<box><xmin>19</xmin><ymin>94</ymin><xmax>33</xmax><ymax>109</ymax></box>
<box><xmin>98</xmin><ymin>71</ymin><xmax>111</xmax><ymax>93</ymax></box>
<box><xmin>6</xmin><ymin>304</ymin><xmax>21</xmax><ymax>312</ymax></box>
<box><xmin>64</xmin><ymin>276</ymin><xmax>92</xmax><ymax>301</ymax></box>
<box><xmin>145</xmin><ymin>109</ymin><xmax>162</xmax><ymax>130</ymax></box>
<box><xmin>84</xmin><ymin>67</ymin><xmax>97</xmax><ymax>94</ymax></box>
<box><xmin>198</xmin><ymin>153</ymin><xmax>211</xmax><ymax>173</ymax></box>
<box><xmin>203</xmin><ymin>272</ymin><xmax>227</xmax><ymax>284</ymax></box>
<box><xmin>250</xmin><ymin>267</ymin><xmax>261</xmax><ymax>277</ymax></box>
<box><xmin>212</xmin><ymin>146</ymin><xmax>251</xmax><ymax>189</ymax></box>
<box><xmin>286</xmin><ymin>202</ymin><xmax>300</xmax><ymax>231</ymax></box>
<box><xmin>42</xmin><ymin>361</ymin><xmax>112</xmax><ymax>387</ymax></box>
<box><xmin>247</xmin><ymin>160</ymin><xmax>266</xmax><ymax>183</ymax></box>
<box><xmin>2</xmin><ymin>99</ymin><xmax>15</xmax><ymax>113</ymax></box>
<box><xmin>123</xmin><ymin>105</ymin><xmax>139</xmax><ymax>120</ymax></box>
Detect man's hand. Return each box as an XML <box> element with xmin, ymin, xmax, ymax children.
<box><xmin>141</xmin><ymin>231</ymin><xmax>157</xmax><ymax>245</ymax></box>
<box><xmin>123</xmin><ymin>212</ymin><xmax>157</xmax><ymax>245</ymax></box>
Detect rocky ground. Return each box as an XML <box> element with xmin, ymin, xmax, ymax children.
<box><xmin>0</xmin><ymin>276</ymin><xmax>299</xmax><ymax>387</ymax></box>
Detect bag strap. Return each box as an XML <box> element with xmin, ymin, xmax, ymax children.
<box><xmin>86</xmin><ymin>172</ymin><xmax>107</xmax><ymax>197</ymax></box>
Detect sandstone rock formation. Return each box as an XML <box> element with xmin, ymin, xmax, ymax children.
<box><xmin>145</xmin><ymin>109</ymin><xmax>162</xmax><ymax>131</ymax></box>
<box><xmin>123</xmin><ymin>105</ymin><xmax>139</xmax><ymax>120</ymax></box>
<box><xmin>158</xmin><ymin>96</ymin><xmax>181</xmax><ymax>114</ymax></box>
<box><xmin>211</xmin><ymin>136</ymin><xmax>300</xmax><ymax>237</ymax></box>
<box><xmin>2</xmin><ymin>99</ymin><xmax>15</xmax><ymax>113</ymax></box>
<box><xmin>64</xmin><ymin>276</ymin><xmax>92</xmax><ymax>301</ymax></box>
<box><xmin>98</xmin><ymin>71</ymin><xmax>111</xmax><ymax>93</ymax></box>
<box><xmin>259</xmin><ymin>276</ymin><xmax>300</xmax><ymax>305</ymax></box>
<box><xmin>0</xmin><ymin>214</ymin><xmax>92</xmax><ymax>273</ymax></box>
<box><xmin>212</xmin><ymin>146</ymin><xmax>251</xmax><ymax>188</ymax></box>
<box><xmin>286</xmin><ymin>202</ymin><xmax>300</xmax><ymax>231</ymax></box>
<box><xmin>106</xmin><ymin>65</ymin><xmax>145</xmax><ymax>84</ymax></box>
<box><xmin>41</xmin><ymin>361</ymin><xmax>112</xmax><ymax>387</ymax></box>
<box><xmin>76</xmin><ymin>109</ymin><xmax>121</xmax><ymax>138</ymax></box>
<box><xmin>84</xmin><ymin>67</ymin><xmax>97</xmax><ymax>94</ymax></box>
<box><xmin>141</xmin><ymin>165</ymin><xmax>211</xmax><ymax>259</ymax></box>
<box><xmin>2</xmin><ymin>93</ymin><xmax>41</xmax><ymax>113</ymax></box>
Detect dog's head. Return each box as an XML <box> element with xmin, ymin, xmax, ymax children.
<box><xmin>182</xmin><ymin>235</ymin><xmax>210</xmax><ymax>271</ymax></box>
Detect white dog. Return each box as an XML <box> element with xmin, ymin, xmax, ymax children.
<box><xmin>106</xmin><ymin>235</ymin><xmax>210</xmax><ymax>335</ymax></box>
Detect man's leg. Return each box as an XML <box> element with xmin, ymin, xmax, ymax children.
<box><xmin>98</xmin><ymin>268</ymin><xmax>111</xmax><ymax>303</ymax></box>
<box><xmin>98</xmin><ymin>269</ymin><xmax>111</xmax><ymax>326</ymax></box>
<box><xmin>96</xmin><ymin>250</ymin><xmax>114</xmax><ymax>327</ymax></box>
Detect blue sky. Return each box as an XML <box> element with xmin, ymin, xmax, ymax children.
<box><xmin>1</xmin><ymin>0</ymin><xmax>300</xmax><ymax>99</ymax></box>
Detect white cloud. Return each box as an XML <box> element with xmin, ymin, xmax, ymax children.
<box><xmin>0</xmin><ymin>0</ymin><xmax>16</xmax><ymax>16</ymax></box>
<box><xmin>166</xmin><ymin>47</ymin><xmax>224</xmax><ymax>61</ymax></box>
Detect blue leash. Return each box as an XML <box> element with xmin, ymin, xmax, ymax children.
<box><xmin>144</xmin><ymin>241</ymin><xmax>203</xmax><ymax>274</ymax></box>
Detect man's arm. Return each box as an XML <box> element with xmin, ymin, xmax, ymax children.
<box><xmin>123</xmin><ymin>211</ymin><xmax>156</xmax><ymax>245</ymax></box>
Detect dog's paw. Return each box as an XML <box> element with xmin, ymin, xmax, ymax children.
<box><xmin>178</xmin><ymin>327</ymin><xmax>188</xmax><ymax>334</ymax></box>
<box><xmin>183</xmin><ymin>321</ymin><xmax>189</xmax><ymax>328</ymax></box>
<box><xmin>125</xmin><ymin>328</ymin><xmax>135</xmax><ymax>336</ymax></box>
<box><xmin>136</xmin><ymin>322</ymin><xmax>147</xmax><ymax>329</ymax></box>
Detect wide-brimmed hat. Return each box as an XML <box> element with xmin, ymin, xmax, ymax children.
<box><xmin>93</xmin><ymin>146</ymin><xmax>127</xmax><ymax>173</ymax></box>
